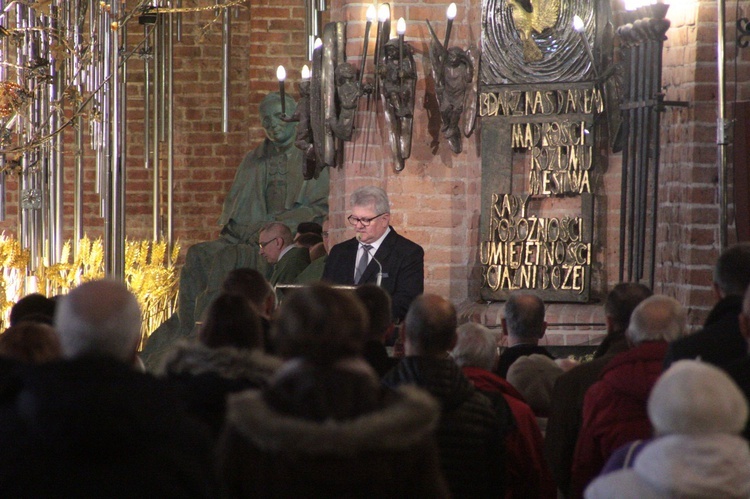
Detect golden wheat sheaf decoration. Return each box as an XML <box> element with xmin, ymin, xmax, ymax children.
<box><xmin>124</xmin><ymin>239</ymin><xmax>181</xmax><ymax>349</ymax></box>
<box><xmin>5</xmin><ymin>236</ymin><xmax>180</xmax><ymax>347</ymax></box>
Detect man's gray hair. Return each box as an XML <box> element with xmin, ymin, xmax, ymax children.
<box><xmin>504</xmin><ymin>292</ymin><xmax>546</xmax><ymax>340</ymax></box>
<box><xmin>260</xmin><ymin>221</ymin><xmax>293</xmax><ymax>245</ymax></box>
<box><xmin>54</xmin><ymin>279</ymin><xmax>142</xmax><ymax>362</ymax></box>
<box><xmin>713</xmin><ymin>242</ymin><xmax>750</xmax><ymax>297</ymax></box>
<box><xmin>350</xmin><ymin>186</ymin><xmax>390</xmax><ymax>214</ymax></box>
<box><xmin>451</xmin><ymin>322</ymin><xmax>498</xmax><ymax>371</ymax></box>
<box><xmin>626</xmin><ymin>294</ymin><xmax>687</xmax><ymax>345</ymax></box>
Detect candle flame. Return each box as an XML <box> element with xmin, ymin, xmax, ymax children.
<box><xmin>366</xmin><ymin>4</ymin><xmax>376</xmax><ymax>22</ymax></box>
<box><xmin>301</xmin><ymin>65</ymin><xmax>310</xmax><ymax>79</ymax></box>
<box><xmin>276</xmin><ymin>65</ymin><xmax>286</xmax><ymax>81</ymax></box>
<box><xmin>447</xmin><ymin>3</ymin><xmax>457</xmax><ymax>21</ymax></box>
<box><xmin>397</xmin><ymin>17</ymin><xmax>406</xmax><ymax>35</ymax></box>
<box><xmin>572</xmin><ymin>15</ymin><xmax>584</xmax><ymax>32</ymax></box>
<box><xmin>314</xmin><ymin>37</ymin><xmax>323</xmax><ymax>49</ymax></box>
<box><xmin>378</xmin><ymin>3</ymin><xmax>390</xmax><ymax>22</ymax></box>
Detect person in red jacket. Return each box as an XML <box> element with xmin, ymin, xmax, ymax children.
<box><xmin>569</xmin><ymin>295</ymin><xmax>688</xmax><ymax>498</ymax></box>
<box><xmin>452</xmin><ymin>322</ymin><xmax>556</xmax><ymax>499</ymax></box>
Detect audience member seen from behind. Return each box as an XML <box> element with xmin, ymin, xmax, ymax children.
<box><xmin>0</xmin><ymin>322</ymin><xmax>61</xmax><ymax>364</ymax></box>
<box><xmin>382</xmin><ymin>294</ymin><xmax>507</xmax><ymax>498</ymax></box>
<box><xmin>9</xmin><ymin>293</ymin><xmax>56</xmax><ymax>327</ymax></box>
<box><xmin>664</xmin><ymin>242</ymin><xmax>750</xmax><ymax>369</ymax></box>
<box><xmin>545</xmin><ymin>282</ymin><xmax>652</xmax><ymax>498</ymax></box>
<box><xmin>570</xmin><ymin>295</ymin><xmax>687</xmax><ymax>499</ymax></box>
<box><xmin>451</xmin><ymin>322</ymin><xmax>556</xmax><ymax>499</ymax></box>
<box><xmin>158</xmin><ymin>293</ymin><xmax>282</xmax><ymax>437</ymax></box>
<box><xmin>217</xmin><ymin>284</ymin><xmax>448</xmax><ymax>497</ymax></box>
<box><xmin>295</xmin><ymin>218</ymin><xmax>330</xmax><ymax>284</ymax></box>
<box><xmin>0</xmin><ymin>279</ymin><xmax>217</xmax><ymax>497</ymax></box>
<box><xmin>585</xmin><ymin>360</ymin><xmax>750</xmax><ymax>498</ymax></box>
<box><xmin>355</xmin><ymin>283</ymin><xmax>398</xmax><ymax>377</ymax></box>
<box><xmin>497</xmin><ymin>292</ymin><xmax>554</xmax><ymax>378</ymax></box>
<box><xmin>220</xmin><ymin>267</ymin><xmax>276</xmax><ymax>351</ymax></box>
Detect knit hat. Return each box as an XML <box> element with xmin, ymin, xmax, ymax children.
<box><xmin>506</xmin><ymin>354</ymin><xmax>563</xmax><ymax>416</ymax></box>
<box><xmin>648</xmin><ymin>360</ymin><xmax>748</xmax><ymax>436</ymax></box>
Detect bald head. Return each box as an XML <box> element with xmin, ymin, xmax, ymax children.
<box><xmin>626</xmin><ymin>295</ymin><xmax>687</xmax><ymax>345</ymax></box>
<box><xmin>54</xmin><ymin>279</ymin><xmax>142</xmax><ymax>362</ymax></box>
<box><xmin>404</xmin><ymin>294</ymin><xmax>457</xmax><ymax>356</ymax></box>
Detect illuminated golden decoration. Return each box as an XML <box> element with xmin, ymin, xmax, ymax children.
<box><xmin>124</xmin><ymin>239</ymin><xmax>181</xmax><ymax>350</ymax></box>
<box><xmin>0</xmin><ymin>235</ymin><xmax>30</xmax><ymax>327</ymax></box>
<box><xmin>0</xmin><ymin>237</ymin><xmax>180</xmax><ymax>347</ymax></box>
<box><xmin>0</xmin><ymin>82</ymin><xmax>29</xmax><ymax>119</ymax></box>
<box><xmin>506</xmin><ymin>0</ymin><xmax>561</xmax><ymax>63</ymax></box>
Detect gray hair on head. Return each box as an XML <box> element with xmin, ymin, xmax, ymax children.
<box><xmin>626</xmin><ymin>294</ymin><xmax>687</xmax><ymax>345</ymax></box>
<box><xmin>504</xmin><ymin>292</ymin><xmax>546</xmax><ymax>340</ymax></box>
<box><xmin>54</xmin><ymin>279</ymin><xmax>142</xmax><ymax>362</ymax></box>
<box><xmin>350</xmin><ymin>186</ymin><xmax>390</xmax><ymax>215</ymax></box>
<box><xmin>451</xmin><ymin>322</ymin><xmax>498</xmax><ymax>371</ymax></box>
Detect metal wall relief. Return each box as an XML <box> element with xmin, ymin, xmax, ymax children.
<box><xmin>478</xmin><ymin>0</ymin><xmax>615</xmax><ymax>302</ymax></box>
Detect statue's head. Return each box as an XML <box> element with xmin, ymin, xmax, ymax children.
<box><xmin>335</xmin><ymin>62</ymin><xmax>357</xmax><ymax>86</ymax></box>
<box><xmin>259</xmin><ymin>92</ymin><xmax>297</xmax><ymax>145</ymax></box>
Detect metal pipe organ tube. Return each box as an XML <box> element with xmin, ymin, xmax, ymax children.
<box><xmin>108</xmin><ymin>0</ymin><xmax>125</xmax><ymax>278</ymax></box>
<box><xmin>221</xmin><ymin>1</ymin><xmax>230</xmax><ymax>133</ymax></box>
<box><xmin>144</xmin><ymin>22</ymin><xmax>151</xmax><ymax>169</ymax></box>
<box><xmin>72</xmin><ymin>1</ymin><xmax>85</xmax><ymax>249</ymax></box>
<box><xmin>0</xmin><ymin>0</ymin><xmax>6</xmax><ymax>221</ymax></box>
<box><xmin>159</xmin><ymin>5</ymin><xmax>167</xmax><ymax>141</ymax></box>
<box><xmin>49</xmin><ymin>4</ymin><xmax>65</xmax><ymax>265</ymax></box>
<box><xmin>152</xmin><ymin>6</ymin><xmax>162</xmax><ymax>240</ymax></box>
<box><xmin>717</xmin><ymin>0</ymin><xmax>728</xmax><ymax>251</ymax></box>
<box><xmin>167</xmin><ymin>5</ymin><xmax>174</xmax><ymax>248</ymax></box>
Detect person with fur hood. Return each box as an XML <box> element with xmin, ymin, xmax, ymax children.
<box><xmin>585</xmin><ymin>360</ymin><xmax>750</xmax><ymax>498</ymax></box>
<box><xmin>158</xmin><ymin>293</ymin><xmax>282</xmax><ymax>437</ymax></box>
<box><xmin>216</xmin><ymin>284</ymin><xmax>449</xmax><ymax>498</ymax></box>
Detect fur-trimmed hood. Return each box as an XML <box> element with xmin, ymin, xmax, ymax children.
<box><xmin>158</xmin><ymin>340</ymin><xmax>282</xmax><ymax>382</ymax></box>
<box><xmin>225</xmin><ymin>383</ymin><xmax>439</xmax><ymax>456</ymax></box>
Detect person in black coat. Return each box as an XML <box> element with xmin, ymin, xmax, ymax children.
<box><xmin>217</xmin><ymin>284</ymin><xmax>448</xmax><ymax>498</ymax></box>
<box><xmin>664</xmin><ymin>243</ymin><xmax>750</xmax><ymax>370</ymax></box>
<box><xmin>382</xmin><ymin>294</ymin><xmax>507</xmax><ymax>498</ymax></box>
<box><xmin>158</xmin><ymin>293</ymin><xmax>282</xmax><ymax>437</ymax></box>
<box><xmin>355</xmin><ymin>284</ymin><xmax>399</xmax><ymax>378</ymax></box>
<box><xmin>322</xmin><ymin>186</ymin><xmax>423</xmax><ymax>322</ymax></box>
<box><xmin>0</xmin><ymin>279</ymin><xmax>217</xmax><ymax>497</ymax></box>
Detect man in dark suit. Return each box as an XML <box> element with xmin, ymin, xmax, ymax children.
<box><xmin>664</xmin><ymin>242</ymin><xmax>750</xmax><ymax>370</ymax></box>
<box><xmin>322</xmin><ymin>186</ymin><xmax>423</xmax><ymax>321</ymax></box>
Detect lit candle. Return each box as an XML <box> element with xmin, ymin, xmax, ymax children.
<box><xmin>360</xmin><ymin>5</ymin><xmax>376</xmax><ymax>87</ymax></box>
<box><xmin>444</xmin><ymin>3</ymin><xmax>456</xmax><ymax>48</ymax></box>
<box><xmin>301</xmin><ymin>65</ymin><xmax>310</xmax><ymax>80</ymax></box>
<box><xmin>374</xmin><ymin>3</ymin><xmax>390</xmax><ymax>67</ymax></box>
<box><xmin>397</xmin><ymin>17</ymin><xmax>406</xmax><ymax>74</ymax></box>
<box><xmin>277</xmin><ymin>65</ymin><xmax>287</xmax><ymax>115</ymax></box>
<box><xmin>314</xmin><ymin>37</ymin><xmax>323</xmax><ymax>50</ymax></box>
<box><xmin>572</xmin><ymin>14</ymin><xmax>585</xmax><ymax>32</ymax></box>
<box><xmin>572</xmin><ymin>15</ymin><xmax>598</xmax><ymax>78</ymax></box>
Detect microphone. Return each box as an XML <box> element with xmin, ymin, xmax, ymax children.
<box><xmin>357</xmin><ymin>234</ymin><xmax>384</xmax><ymax>286</ymax></box>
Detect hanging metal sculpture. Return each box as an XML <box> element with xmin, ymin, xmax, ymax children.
<box><xmin>426</xmin><ymin>20</ymin><xmax>478</xmax><ymax>154</ymax></box>
<box><xmin>378</xmin><ymin>37</ymin><xmax>416</xmax><ymax>171</ymax></box>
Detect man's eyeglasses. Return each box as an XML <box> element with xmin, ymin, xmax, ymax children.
<box><xmin>258</xmin><ymin>236</ymin><xmax>278</xmax><ymax>249</ymax></box>
<box><xmin>347</xmin><ymin>213</ymin><xmax>385</xmax><ymax>227</ymax></box>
